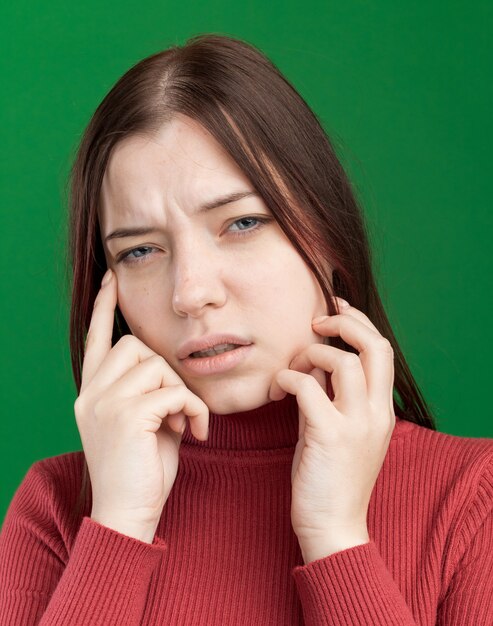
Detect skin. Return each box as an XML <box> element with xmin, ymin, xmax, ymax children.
<box><xmin>95</xmin><ymin>113</ymin><xmax>396</xmax><ymax>561</ymax></box>
<box><xmin>99</xmin><ymin>113</ymin><xmax>329</xmax><ymax>415</ymax></box>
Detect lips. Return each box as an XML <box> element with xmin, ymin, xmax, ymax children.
<box><xmin>177</xmin><ymin>334</ymin><xmax>252</xmax><ymax>360</ymax></box>
<box><xmin>189</xmin><ymin>343</ymin><xmax>241</xmax><ymax>358</ymax></box>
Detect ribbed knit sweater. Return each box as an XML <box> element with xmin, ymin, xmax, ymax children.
<box><xmin>1</xmin><ymin>394</ymin><xmax>492</xmax><ymax>625</ymax></box>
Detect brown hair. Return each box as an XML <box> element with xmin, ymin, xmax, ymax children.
<box><xmin>67</xmin><ymin>33</ymin><xmax>436</xmax><ymax>519</ymax></box>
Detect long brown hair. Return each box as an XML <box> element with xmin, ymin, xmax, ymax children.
<box><xmin>67</xmin><ymin>33</ymin><xmax>436</xmax><ymax>519</ymax></box>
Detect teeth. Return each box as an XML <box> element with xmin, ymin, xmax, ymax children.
<box><xmin>190</xmin><ymin>343</ymin><xmax>240</xmax><ymax>358</ymax></box>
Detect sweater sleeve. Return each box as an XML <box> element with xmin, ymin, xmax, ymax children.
<box><xmin>0</xmin><ymin>461</ymin><xmax>167</xmax><ymax>626</ymax></box>
<box><xmin>291</xmin><ymin>450</ymin><xmax>493</xmax><ymax>626</ymax></box>
<box><xmin>291</xmin><ymin>540</ymin><xmax>417</xmax><ymax>625</ymax></box>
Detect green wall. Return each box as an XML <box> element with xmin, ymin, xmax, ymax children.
<box><xmin>1</xmin><ymin>2</ymin><xmax>491</xmax><ymax>522</ymax></box>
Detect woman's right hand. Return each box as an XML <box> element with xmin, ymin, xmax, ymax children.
<box><xmin>74</xmin><ymin>269</ymin><xmax>210</xmax><ymax>543</ymax></box>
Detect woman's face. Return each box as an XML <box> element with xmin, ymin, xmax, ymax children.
<box><xmin>99</xmin><ymin>114</ymin><xmax>328</xmax><ymax>414</ymax></box>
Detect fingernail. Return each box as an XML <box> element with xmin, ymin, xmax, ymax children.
<box><xmin>332</xmin><ymin>295</ymin><xmax>350</xmax><ymax>308</ymax></box>
<box><xmin>101</xmin><ymin>269</ymin><xmax>113</xmax><ymax>287</ymax></box>
<box><xmin>312</xmin><ymin>315</ymin><xmax>329</xmax><ymax>325</ymax></box>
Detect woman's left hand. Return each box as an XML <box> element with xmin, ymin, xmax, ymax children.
<box><xmin>269</xmin><ymin>296</ymin><xmax>396</xmax><ymax>564</ymax></box>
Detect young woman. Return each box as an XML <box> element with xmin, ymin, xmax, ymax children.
<box><xmin>0</xmin><ymin>33</ymin><xmax>491</xmax><ymax>625</ymax></box>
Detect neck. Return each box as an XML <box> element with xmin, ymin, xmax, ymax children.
<box><xmin>180</xmin><ymin>394</ymin><xmax>300</xmax><ymax>451</ymax></box>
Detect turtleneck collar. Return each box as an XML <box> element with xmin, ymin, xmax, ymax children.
<box><xmin>180</xmin><ymin>393</ymin><xmax>300</xmax><ymax>451</ymax></box>
<box><xmin>180</xmin><ymin>392</ymin><xmax>408</xmax><ymax>452</ymax></box>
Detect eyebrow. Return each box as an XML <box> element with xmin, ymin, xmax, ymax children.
<box><xmin>104</xmin><ymin>190</ymin><xmax>259</xmax><ymax>243</ymax></box>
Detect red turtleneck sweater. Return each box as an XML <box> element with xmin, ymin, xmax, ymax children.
<box><xmin>1</xmin><ymin>395</ymin><xmax>492</xmax><ymax>625</ymax></box>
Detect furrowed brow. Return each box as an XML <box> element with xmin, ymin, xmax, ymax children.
<box><xmin>105</xmin><ymin>225</ymin><xmax>161</xmax><ymax>243</ymax></box>
<box><xmin>198</xmin><ymin>190</ymin><xmax>258</xmax><ymax>213</ymax></box>
<box><xmin>104</xmin><ymin>190</ymin><xmax>258</xmax><ymax>242</ymax></box>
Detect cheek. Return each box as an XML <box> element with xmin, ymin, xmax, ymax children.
<box><xmin>250</xmin><ymin>250</ymin><xmax>327</xmax><ymax>341</ymax></box>
<box><xmin>116</xmin><ymin>280</ymin><xmax>161</xmax><ymax>338</ymax></box>
<box><xmin>274</xmin><ymin>250</ymin><xmax>327</xmax><ymax>317</ymax></box>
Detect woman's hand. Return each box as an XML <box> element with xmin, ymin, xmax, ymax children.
<box><xmin>74</xmin><ymin>269</ymin><xmax>209</xmax><ymax>543</ymax></box>
<box><xmin>269</xmin><ymin>296</ymin><xmax>396</xmax><ymax>564</ymax></box>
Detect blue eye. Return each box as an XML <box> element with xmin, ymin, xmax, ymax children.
<box><xmin>228</xmin><ymin>216</ymin><xmax>271</xmax><ymax>235</ymax></box>
<box><xmin>118</xmin><ymin>246</ymin><xmax>156</xmax><ymax>265</ymax></box>
<box><xmin>229</xmin><ymin>217</ymin><xmax>258</xmax><ymax>231</ymax></box>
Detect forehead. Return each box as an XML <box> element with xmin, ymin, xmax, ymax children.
<box><xmin>99</xmin><ymin>115</ymin><xmax>252</xmax><ymax>226</ymax></box>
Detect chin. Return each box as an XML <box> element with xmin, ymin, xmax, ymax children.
<box><xmin>190</xmin><ymin>377</ymin><xmax>272</xmax><ymax>415</ymax></box>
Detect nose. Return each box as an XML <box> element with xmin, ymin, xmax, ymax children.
<box><xmin>171</xmin><ymin>238</ymin><xmax>227</xmax><ymax>318</ymax></box>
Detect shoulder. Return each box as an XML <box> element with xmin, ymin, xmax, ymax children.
<box><xmin>3</xmin><ymin>451</ymin><xmax>89</xmax><ymax>559</ymax></box>
<box><xmin>12</xmin><ymin>450</ymin><xmax>86</xmax><ymax>497</ymax></box>
<box><xmin>391</xmin><ymin>418</ymin><xmax>493</xmax><ymax>524</ymax></box>
<box><xmin>24</xmin><ymin>450</ymin><xmax>89</xmax><ymax>513</ymax></box>
<box><xmin>393</xmin><ymin>416</ymin><xmax>493</xmax><ymax>471</ymax></box>
<box><xmin>28</xmin><ymin>450</ymin><xmax>87</xmax><ymax>483</ymax></box>
<box><xmin>15</xmin><ymin>451</ymin><xmax>89</xmax><ymax>524</ymax></box>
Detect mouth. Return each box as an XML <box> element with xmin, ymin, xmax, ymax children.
<box><xmin>188</xmin><ymin>343</ymin><xmax>244</xmax><ymax>359</ymax></box>
<box><xmin>180</xmin><ymin>343</ymin><xmax>254</xmax><ymax>376</ymax></box>
<box><xmin>177</xmin><ymin>334</ymin><xmax>252</xmax><ymax>361</ymax></box>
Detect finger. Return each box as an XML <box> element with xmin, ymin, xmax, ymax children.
<box><xmin>167</xmin><ymin>411</ymin><xmax>187</xmax><ymax>433</ymax></box>
<box><xmin>123</xmin><ymin>385</ymin><xmax>209</xmax><ymax>441</ymax></box>
<box><xmin>107</xmin><ymin>353</ymin><xmax>193</xmax><ymax>406</ymax></box>
<box><xmin>332</xmin><ymin>298</ymin><xmax>395</xmax><ymax>414</ymax></box>
<box><xmin>96</xmin><ymin>343</ymin><xmax>185</xmax><ymax>393</ymax></box>
<box><xmin>310</xmin><ymin>366</ymin><xmax>327</xmax><ymax>393</ymax></box>
<box><xmin>329</xmin><ymin>297</ymin><xmax>380</xmax><ymax>334</ymax></box>
<box><xmin>289</xmin><ymin>344</ymin><xmax>367</xmax><ymax>416</ymax></box>
<box><xmin>269</xmin><ymin>365</ymin><xmax>328</xmax><ymax>402</ymax></box>
<box><xmin>81</xmin><ymin>269</ymin><xmax>121</xmax><ymax>393</ymax></box>
<box><xmin>312</xmin><ymin>314</ymin><xmax>393</xmax><ymax>411</ymax></box>
<box><xmin>273</xmin><ymin>369</ymin><xmax>338</xmax><ymax>431</ymax></box>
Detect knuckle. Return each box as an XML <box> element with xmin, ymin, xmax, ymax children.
<box><xmin>386</xmin><ymin>415</ymin><xmax>396</xmax><ymax>433</ymax></box>
<box><xmin>168</xmin><ymin>381</ymin><xmax>186</xmax><ymax>394</ymax></box>
<box><xmin>341</xmin><ymin>351</ymin><xmax>360</xmax><ymax>368</ymax></box>
<box><xmin>117</xmin><ymin>334</ymin><xmax>137</xmax><ymax>349</ymax></box>
<box><xmin>376</xmin><ymin>336</ymin><xmax>393</xmax><ymax>355</ymax></box>
<box><xmin>92</xmin><ymin>395</ymin><xmax>108</xmax><ymax>419</ymax></box>
<box><xmin>75</xmin><ymin>392</ymin><xmax>101</xmax><ymax>422</ymax></box>
<box><xmin>149</xmin><ymin>353</ymin><xmax>167</xmax><ymax>368</ymax></box>
<box><xmin>73</xmin><ymin>395</ymin><xmax>85</xmax><ymax>418</ymax></box>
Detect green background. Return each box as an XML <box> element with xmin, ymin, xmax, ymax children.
<box><xmin>1</xmin><ymin>2</ymin><xmax>491</xmax><ymax>523</ymax></box>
